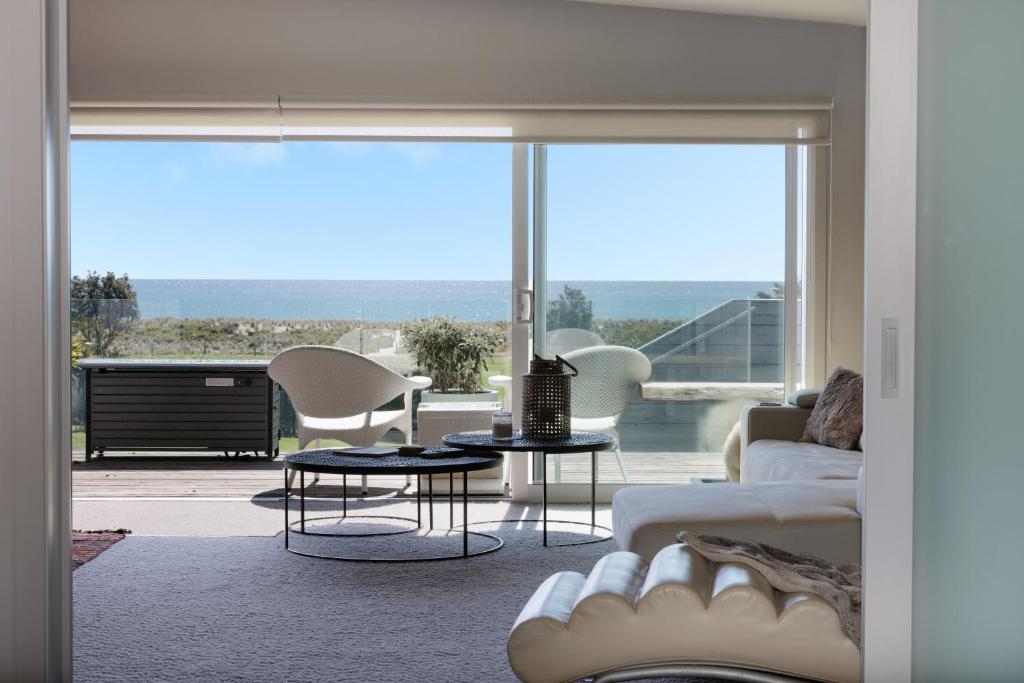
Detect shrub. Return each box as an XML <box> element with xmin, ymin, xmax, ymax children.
<box><xmin>70</xmin><ymin>271</ymin><xmax>139</xmax><ymax>357</ymax></box>
<box><xmin>400</xmin><ymin>316</ymin><xmax>504</xmax><ymax>393</ymax></box>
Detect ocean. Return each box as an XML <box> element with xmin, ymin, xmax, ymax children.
<box><xmin>130</xmin><ymin>279</ymin><xmax>777</xmax><ymax>322</ymax></box>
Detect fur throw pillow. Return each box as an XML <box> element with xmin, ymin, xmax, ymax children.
<box><xmin>801</xmin><ymin>367</ymin><xmax>863</xmax><ymax>450</ymax></box>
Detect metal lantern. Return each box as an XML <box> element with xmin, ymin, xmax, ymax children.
<box><xmin>521</xmin><ymin>354</ymin><xmax>578</xmax><ymax>439</ymax></box>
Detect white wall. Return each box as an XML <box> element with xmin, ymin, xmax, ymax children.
<box><xmin>862</xmin><ymin>0</ymin><xmax>917</xmax><ymax>679</ymax></box>
<box><xmin>70</xmin><ymin>0</ymin><xmax>866</xmax><ymax>376</ymax></box>
<box><xmin>0</xmin><ymin>0</ymin><xmax>71</xmax><ymax>679</ymax></box>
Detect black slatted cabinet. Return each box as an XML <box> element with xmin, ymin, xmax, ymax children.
<box><xmin>79</xmin><ymin>359</ymin><xmax>280</xmax><ymax>460</ymax></box>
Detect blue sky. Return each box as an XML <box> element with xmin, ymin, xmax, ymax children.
<box><xmin>70</xmin><ymin>141</ymin><xmax>785</xmax><ymax>281</ymax></box>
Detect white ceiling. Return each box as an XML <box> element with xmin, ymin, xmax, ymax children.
<box><xmin>567</xmin><ymin>0</ymin><xmax>867</xmax><ymax>26</ymax></box>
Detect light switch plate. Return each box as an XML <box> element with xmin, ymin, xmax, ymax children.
<box><xmin>881</xmin><ymin>317</ymin><xmax>899</xmax><ymax>398</ymax></box>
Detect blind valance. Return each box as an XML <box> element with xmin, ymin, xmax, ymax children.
<box><xmin>71</xmin><ymin>100</ymin><xmax>831</xmax><ymax>144</ymax></box>
<box><xmin>70</xmin><ymin>106</ymin><xmax>281</xmax><ymax>141</ymax></box>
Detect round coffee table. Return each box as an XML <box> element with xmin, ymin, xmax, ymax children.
<box><xmin>282</xmin><ymin>448</ymin><xmax>504</xmax><ymax>562</ymax></box>
<box><xmin>442</xmin><ymin>431</ymin><xmax>616</xmax><ymax>547</ymax></box>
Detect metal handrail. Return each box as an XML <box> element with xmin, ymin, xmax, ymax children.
<box><xmin>646</xmin><ymin>304</ymin><xmax>752</xmax><ymax>365</ymax></box>
<box><xmin>638</xmin><ymin>298</ymin><xmax>746</xmax><ymax>354</ymax></box>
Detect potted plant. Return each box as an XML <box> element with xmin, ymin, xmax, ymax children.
<box><xmin>400</xmin><ymin>316</ymin><xmax>504</xmax><ymax>403</ymax></box>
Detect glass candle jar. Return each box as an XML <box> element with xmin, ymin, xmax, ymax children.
<box><xmin>491</xmin><ymin>411</ymin><xmax>514</xmax><ymax>440</ymax></box>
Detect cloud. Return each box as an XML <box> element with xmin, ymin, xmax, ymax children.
<box><xmin>162</xmin><ymin>163</ymin><xmax>185</xmax><ymax>189</ymax></box>
<box><xmin>323</xmin><ymin>141</ymin><xmax>376</xmax><ymax>159</ymax></box>
<box><xmin>386</xmin><ymin>142</ymin><xmax>442</xmax><ymax>166</ymax></box>
<box><xmin>320</xmin><ymin>141</ymin><xmax>441</xmax><ymax>166</ymax></box>
<box><xmin>208</xmin><ymin>143</ymin><xmax>287</xmax><ymax>167</ymax></box>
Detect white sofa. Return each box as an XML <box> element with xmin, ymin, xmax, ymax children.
<box><xmin>613</xmin><ymin>478</ymin><xmax>861</xmax><ymax>566</ymax></box>
<box><xmin>740</xmin><ymin>401</ymin><xmax>863</xmax><ymax>483</ymax></box>
<box><xmin>612</xmin><ymin>394</ymin><xmax>864</xmax><ymax>566</ymax></box>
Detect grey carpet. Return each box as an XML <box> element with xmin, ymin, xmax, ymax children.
<box><xmin>74</xmin><ymin>519</ymin><xmax>618</xmax><ymax>682</ymax></box>
<box><xmin>74</xmin><ymin>511</ymin><xmax>719</xmax><ymax>683</ymax></box>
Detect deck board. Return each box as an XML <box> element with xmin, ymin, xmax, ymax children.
<box><xmin>72</xmin><ymin>450</ymin><xmax>726</xmax><ymax>498</ymax></box>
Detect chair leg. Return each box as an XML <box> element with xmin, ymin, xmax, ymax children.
<box><xmin>614</xmin><ymin>445</ymin><xmax>629</xmax><ymax>483</ymax></box>
<box><xmin>554</xmin><ymin>452</ymin><xmax>562</xmax><ymax>484</ymax></box>
<box><xmin>361</xmin><ymin>475</ymin><xmax>368</xmax><ymax>495</ymax></box>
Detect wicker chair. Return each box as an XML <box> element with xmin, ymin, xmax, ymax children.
<box><xmin>268</xmin><ymin>346</ymin><xmax>431</xmax><ymax>492</ymax></box>
<box><xmin>561</xmin><ymin>345</ymin><xmax>651</xmax><ymax>483</ymax></box>
<box><xmin>488</xmin><ymin>345</ymin><xmax>651</xmax><ymax>483</ymax></box>
<box><xmin>546</xmin><ymin>327</ymin><xmax>606</xmax><ymax>357</ymax></box>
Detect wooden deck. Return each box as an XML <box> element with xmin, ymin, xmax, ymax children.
<box><xmin>71</xmin><ymin>451</ymin><xmax>726</xmax><ymax>498</ymax></box>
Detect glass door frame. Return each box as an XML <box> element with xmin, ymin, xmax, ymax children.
<box><xmin>509</xmin><ymin>142</ymin><xmax>825</xmax><ymax>502</ymax></box>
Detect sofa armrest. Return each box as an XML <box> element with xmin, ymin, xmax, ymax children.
<box><xmin>740</xmin><ymin>403</ymin><xmax>812</xmax><ymax>449</ymax></box>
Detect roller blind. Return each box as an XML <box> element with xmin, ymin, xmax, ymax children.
<box><xmin>70</xmin><ymin>106</ymin><xmax>281</xmax><ymax>141</ymax></box>
<box><xmin>70</xmin><ymin>100</ymin><xmax>831</xmax><ymax>144</ymax></box>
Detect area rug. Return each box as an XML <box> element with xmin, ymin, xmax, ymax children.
<box><xmin>73</xmin><ymin>520</ymin><xmax>715</xmax><ymax>682</ymax></box>
<box><xmin>73</xmin><ymin>530</ymin><xmax>129</xmax><ymax>570</ymax></box>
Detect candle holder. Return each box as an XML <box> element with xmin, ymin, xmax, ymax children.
<box><xmin>521</xmin><ymin>355</ymin><xmax>578</xmax><ymax>439</ymax></box>
<box><xmin>491</xmin><ymin>411</ymin><xmax>514</xmax><ymax>440</ymax></box>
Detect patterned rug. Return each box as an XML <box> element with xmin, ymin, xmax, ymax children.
<box><xmin>73</xmin><ymin>530</ymin><xmax>130</xmax><ymax>570</ymax></box>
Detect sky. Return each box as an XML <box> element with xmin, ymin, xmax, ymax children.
<box><xmin>70</xmin><ymin>141</ymin><xmax>785</xmax><ymax>281</ymax></box>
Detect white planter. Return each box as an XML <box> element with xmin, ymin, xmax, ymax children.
<box><xmin>420</xmin><ymin>389</ymin><xmax>500</xmax><ymax>404</ymax></box>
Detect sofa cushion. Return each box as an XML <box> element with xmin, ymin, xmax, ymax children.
<box><xmin>612</xmin><ymin>480</ymin><xmax>861</xmax><ymax>566</ymax></box>
<box><xmin>787</xmin><ymin>388</ymin><xmax>821</xmax><ymax>408</ymax></box>
<box><xmin>802</xmin><ymin>367</ymin><xmax>863</xmax><ymax>450</ymax></box>
<box><xmin>742</xmin><ymin>439</ymin><xmax>863</xmax><ymax>483</ymax></box>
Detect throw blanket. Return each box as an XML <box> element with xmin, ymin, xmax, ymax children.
<box><xmin>677</xmin><ymin>531</ymin><xmax>861</xmax><ymax>648</ymax></box>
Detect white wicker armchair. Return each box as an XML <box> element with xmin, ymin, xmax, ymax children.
<box><xmin>268</xmin><ymin>346</ymin><xmax>431</xmax><ymax>492</ymax></box>
<box><xmin>561</xmin><ymin>345</ymin><xmax>651</xmax><ymax>482</ymax></box>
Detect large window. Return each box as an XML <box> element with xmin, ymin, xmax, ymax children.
<box><xmin>71</xmin><ymin>137</ymin><xmax>815</xmax><ymax>494</ymax></box>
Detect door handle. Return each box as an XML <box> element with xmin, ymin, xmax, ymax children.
<box><xmin>515</xmin><ymin>288</ymin><xmax>533</xmax><ymax>324</ymax></box>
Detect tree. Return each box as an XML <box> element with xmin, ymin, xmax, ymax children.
<box><xmin>71</xmin><ymin>271</ymin><xmax>139</xmax><ymax>357</ymax></box>
<box><xmin>755</xmin><ymin>281</ymin><xmax>801</xmax><ymax>299</ymax></box>
<box><xmin>546</xmin><ymin>284</ymin><xmax>593</xmax><ymax>331</ymax></box>
<box><xmin>756</xmin><ymin>282</ymin><xmax>784</xmax><ymax>299</ymax></box>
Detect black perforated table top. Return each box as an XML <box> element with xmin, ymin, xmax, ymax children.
<box><xmin>442</xmin><ymin>431</ymin><xmax>616</xmax><ymax>453</ymax></box>
<box><xmin>282</xmin><ymin>448</ymin><xmax>502</xmax><ymax>475</ymax></box>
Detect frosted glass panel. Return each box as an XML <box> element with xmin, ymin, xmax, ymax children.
<box><xmin>915</xmin><ymin>1</ymin><xmax>1024</xmax><ymax>679</ymax></box>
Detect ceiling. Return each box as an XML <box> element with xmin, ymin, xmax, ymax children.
<box><xmin>567</xmin><ymin>0</ymin><xmax>867</xmax><ymax>26</ymax></box>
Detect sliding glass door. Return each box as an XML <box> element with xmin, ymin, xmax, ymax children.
<box><xmin>527</xmin><ymin>143</ymin><xmax>806</xmax><ymax>489</ymax></box>
<box><xmin>71</xmin><ymin>136</ymin><xmax>816</xmax><ymax>496</ymax></box>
